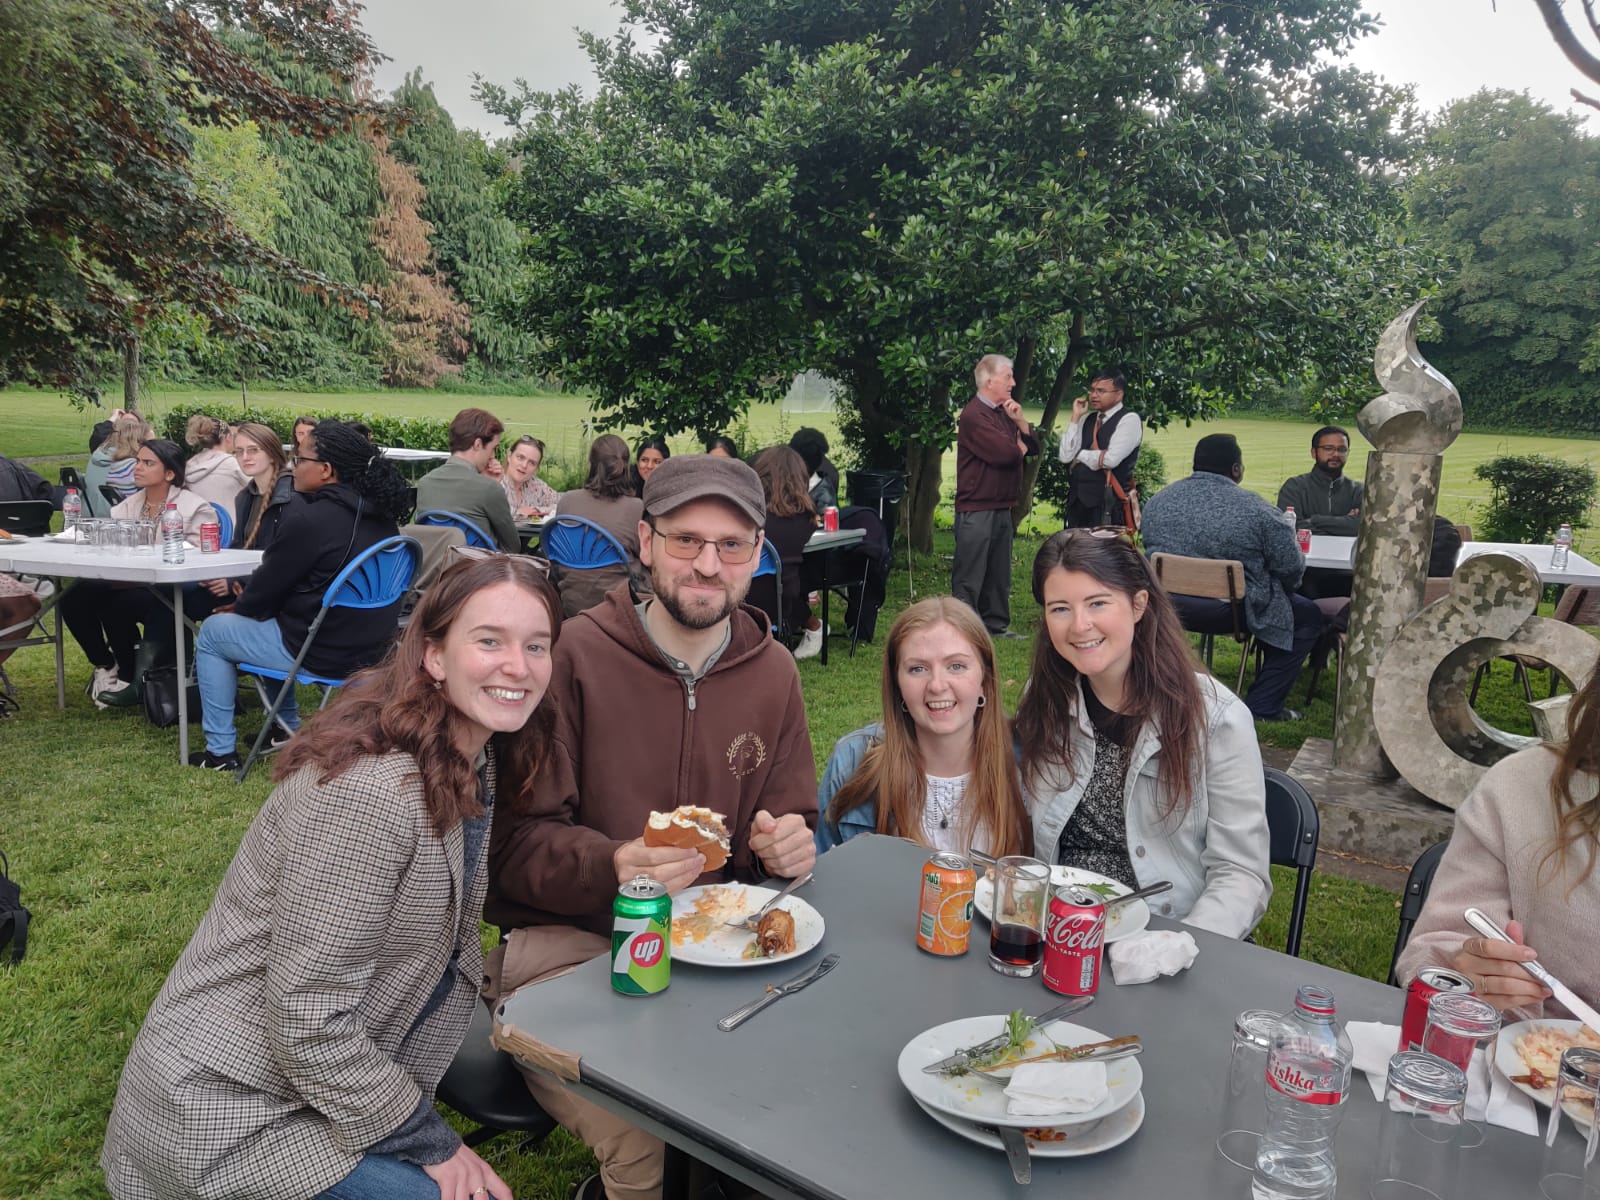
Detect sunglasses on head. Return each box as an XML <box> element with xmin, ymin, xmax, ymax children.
<box><xmin>449</xmin><ymin>545</ymin><xmax>552</xmax><ymax>573</ymax></box>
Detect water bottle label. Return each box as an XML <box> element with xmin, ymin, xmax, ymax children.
<box><xmin>1266</xmin><ymin>1059</ymin><xmax>1342</xmax><ymax>1105</ymax></box>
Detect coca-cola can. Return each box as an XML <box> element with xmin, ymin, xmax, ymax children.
<box><xmin>199</xmin><ymin>522</ymin><xmax>221</xmax><ymax>554</ymax></box>
<box><xmin>1296</xmin><ymin>527</ymin><xmax>1312</xmax><ymax>554</ymax></box>
<box><xmin>1399</xmin><ymin>966</ymin><xmax>1473</xmax><ymax>1052</ymax></box>
<box><xmin>1042</xmin><ymin>884</ymin><xmax>1106</xmax><ymax>996</ymax></box>
<box><xmin>823</xmin><ymin>505</ymin><xmax>839</xmax><ymax>532</ymax></box>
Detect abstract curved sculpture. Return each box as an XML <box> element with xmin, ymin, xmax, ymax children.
<box><xmin>1373</xmin><ymin>553</ymin><xmax>1599</xmax><ymax>808</ymax></box>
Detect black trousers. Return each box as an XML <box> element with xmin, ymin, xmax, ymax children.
<box><xmin>1170</xmin><ymin>592</ymin><xmax>1324</xmax><ymax>718</ymax></box>
<box><xmin>60</xmin><ymin>581</ymin><xmax>218</xmax><ymax>678</ymax></box>
<box><xmin>951</xmin><ymin>508</ymin><xmax>1014</xmax><ymax>634</ymax></box>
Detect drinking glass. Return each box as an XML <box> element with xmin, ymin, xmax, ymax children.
<box><xmin>130</xmin><ymin>519</ymin><xmax>157</xmax><ymax>555</ymax></box>
<box><xmin>1217</xmin><ymin>1008</ymin><xmax>1279</xmax><ymax>1169</ymax></box>
<box><xmin>117</xmin><ymin>518</ymin><xmax>142</xmax><ymax>555</ymax></box>
<box><xmin>1541</xmin><ymin>1047</ymin><xmax>1600</xmax><ymax>1200</ymax></box>
<box><xmin>1421</xmin><ymin>991</ymin><xmax>1500</xmax><ymax>1148</ymax></box>
<box><xmin>986</xmin><ymin>855</ymin><xmax>1050</xmax><ymax>977</ymax></box>
<box><xmin>76</xmin><ymin>517</ymin><xmax>104</xmax><ymax>552</ymax></box>
<box><xmin>1369</xmin><ymin>1050</ymin><xmax>1469</xmax><ymax>1200</ymax></box>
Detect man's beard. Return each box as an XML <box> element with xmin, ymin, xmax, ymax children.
<box><xmin>1313</xmin><ymin>461</ymin><xmax>1344</xmax><ymax>479</ymax></box>
<box><xmin>652</xmin><ymin>570</ymin><xmax>747</xmax><ymax>631</ymax></box>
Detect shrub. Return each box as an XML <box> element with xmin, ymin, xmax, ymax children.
<box><xmin>1472</xmin><ymin>454</ymin><xmax>1598</xmax><ymax>544</ymax></box>
<box><xmin>1033</xmin><ymin>442</ymin><xmax>1167</xmax><ymax>525</ymax></box>
<box><xmin>159</xmin><ymin>402</ymin><xmax>451</xmax><ymax>453</ymax></box>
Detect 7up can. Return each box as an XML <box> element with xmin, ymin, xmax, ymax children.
<box><xmin>612</xmin><ymin>875</ymin><xmax>671</xmax><ymax>996</ymax></box>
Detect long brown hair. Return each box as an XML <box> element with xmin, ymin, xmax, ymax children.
<box><xmin>584</xmin><ymin>433</ymin><xmax>634</xmax><ymax>499</ymax></box>
<box><xmin>825</xmin><ymin>598</ymin><xmax>1030</xmax><ymax>856</ymax></box>
<box><xmin>749</xmin><ymin>445</ymin><xmax>818</xmax><ymax>520</ymax></box>
<box><xmin>1014</xmin><ymin>531</ymin><xmax>1205</xmax><ymax>821</ymax></box>
<box><xmin>1544</xmin><ymin>662</ymin><xmax>1600</xmax><ymax>890</ymax></box>
<box><xmin>275</xmin><ymin>556</ymin><xmax>562</xmax><ymax>834</ymax></box>
<box><xmin>232</xmin><ymin>422</ymin><xmax>288</xmax><ymax>549</ymax></box>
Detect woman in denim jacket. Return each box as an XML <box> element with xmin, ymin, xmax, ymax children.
<box><xmin>1014</xmin><ymin>531</ymin><xmax>1271</xmax><ymax>938</ymax></box>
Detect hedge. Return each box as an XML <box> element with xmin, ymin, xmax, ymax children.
<box><xmin>159</xmin><ymin>402</ymin><xmax>451</xmax><ymax>453</ymax></box>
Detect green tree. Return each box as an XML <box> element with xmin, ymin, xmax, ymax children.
<box><xmin>0</xmin><ymin>0</ymin><xmax>381</xmax><ymax>406</ymax></box>
<box><xmin>1406</xmin><ymin>90</ymin><xmax>1600</xmax><ymax>430</ymax></box>
<box><xmin>486</xmin><ymin>0</ymin><xmax>1426</xmax><ymax>547</ymax></box>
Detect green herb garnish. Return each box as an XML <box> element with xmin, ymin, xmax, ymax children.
<box><xmin>962</xmin><ymin>1008</ymin><xmax>1036</xmax><ymax>1072</ymax></box>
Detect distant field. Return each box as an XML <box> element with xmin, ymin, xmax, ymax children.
<box><xmin>7</xmin><ymin>387</ymin><xmax>1599</xmax><ymax>549</ymax></box>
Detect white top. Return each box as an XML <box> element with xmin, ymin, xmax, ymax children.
<box><xmin>919</xmin><ymin>773</ymin><xmax>973</xmax><ymax>853</ymax></box>
<box><xmin>1058</xmin><ymin>402</ymin><xmax>1144</xmax><ymax>472</ymax></box>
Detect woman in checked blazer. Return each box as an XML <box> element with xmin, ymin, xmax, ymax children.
<box><xmin>103</xmin><ymin>553</ymin><xmax>562</xmax><ymax>1200</ymax></box>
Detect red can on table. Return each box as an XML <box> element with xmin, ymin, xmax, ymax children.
<box><xmin>823</xmin><ymin>505</ymin><xmax>840</xmax><ymax>532</ymax></box>
<box><xmin>199</xmin><ymin>522</ymin><xmax>221</xmax><ymax>554</ymax></box>
<box><xmin>1296</xmin><ymin>527</ymin><xmax>1312</xmax><ymax>554</ymax></box>
<box><xmin>1399</xmin><ymin>966</ymin><xmax>1473</xmax><ymax>1051</ymax></box>
<box><xmin>1042</xmin><ymin>885</ymin><xmax>1106</xmax><ymax>996</ymax></box>
<box><xmin>916</xmin><ymin>852</ymin><xmax>975</xmax><ymax>956</ymax></box>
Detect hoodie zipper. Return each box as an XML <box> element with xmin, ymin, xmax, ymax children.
<box><xmin>684</xmin><ymin>676</ymin><xmax>697</xmax><ymax>712</ymax></box>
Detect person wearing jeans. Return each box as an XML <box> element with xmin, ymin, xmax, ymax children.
<box><xmin>196</xmin><ymin>611</ymin><xmax>302</xmax><ymax>757</ymax></box>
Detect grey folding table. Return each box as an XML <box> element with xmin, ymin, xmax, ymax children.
<box><xmin>0</xmin><ymin>539</ymin><xmax>262</xmax><ymax>762</ymax></box>
<box><xmin>802</xmin><ymin>527</ymin><xmax>866</xmax><ymax>664</ymax></box>
<box><xmin>498</xmin><ymin>834</ymin><xmax>1551</xmax><ymax>1199</ymax></box>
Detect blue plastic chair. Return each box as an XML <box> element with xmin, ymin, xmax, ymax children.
<box><xmin>416</xmin><ymin>508</ymin><xmax>495</xmax><ymax>550</ymax></box>
<box><xmin>751</xmin><ymin>539</ymin><xmax>783</xmax><ymax>635</ymax></box>
<box><xmin>211</xmin><ymin>503</ymin><xmax>233</xmax><ymax>549</ymax></box>
<box><xmin>235</xmin><ymin>535</ymin><xmax>421</xmax><ymax>781</ymax></box>
<box><xmin>540</xmin><ymin>515</ymin><xmax>629</xmax><ymax>569</ymax></box>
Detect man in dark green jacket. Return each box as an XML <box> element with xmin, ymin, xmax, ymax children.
<box><xmin>413</xmin><ymin>407</ymin><xmax>519</xmax><ymax>551</ymax></box>
<box><xmin>1276</xmin><ymin>425</ymin><xmax>1363</xmax><ymax>536</ymax></box>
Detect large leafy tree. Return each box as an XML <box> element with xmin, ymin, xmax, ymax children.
<box><xmin>489</xmin><ymin>0</ymin><xmax>1425</xmax><ymax>545</ymax></box>
<box><xmin>0</xmin><ymin>0</ymin><xmax>380</xmax><ymax>405</ymax></box>
<box><xmin>1406</xmin><ymin>90</ymin><xmax>1600</xmax><ymax>429</ymax></box>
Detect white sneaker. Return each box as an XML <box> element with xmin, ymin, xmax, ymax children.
<box><xmin>794</xmin><ymin>627</ymin><xmax>823</xmax><ymax>660</ymax></box>
<box><xmin>89</xmin><ymin>665</ymin><xmax>120</xmax><ymax>708</ymax></box>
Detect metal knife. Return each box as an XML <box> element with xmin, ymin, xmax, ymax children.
<box><xmin>717</xmin><ymin>953</ymin><xmax>839</xmax><ymax>1031</ymax></box>
<box><xmin>997</xmin><ymin>1125</ymin><xmax>1032</xmax><ymax>1185</ymax></box>
<box><xmin>1464</xmin><ymin>908</ymin><xmax>1600</xmax><ymax>1031</ymax></box>
<box><xmin>922</xmin><ymin>995</ymin><xmax>1095</xmax><ymax>1074</ymax></box>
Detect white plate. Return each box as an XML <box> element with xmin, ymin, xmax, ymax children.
<box><xmin>1</xmin><ymin>533</ymin><xmax>34</xmax><ymax>543</ymax></box>
<box><xmin>913</xmin><ymin>1088</ymin><xmax>1145</xmax><ymax>1158</ymax></box>
<box><xmin>898</xmin><ymin>1015</ymin><xmax>1143</xmax><ymax>1129</ymax></box>
<box><xmin>1496</xmin><ymin>1019</ymin><xmax>1599</xmax><ymax>1120</ymax></box>
<box><xmin>973</xmin><ymin>865</ymin><xmax>1149</xmax><ymax>942</ymax></box>
<box><xmin>669</xmin><ymin>884</ymin><xmax>824</xmax><ymax>968</ymax></box>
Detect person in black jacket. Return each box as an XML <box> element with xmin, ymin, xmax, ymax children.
<box><xmin>188</xmin><ymin>421</ymin><xmax>410</xmax><ymax>771</ymax></box>
<box><xmin>0</xmin><ymin>454</ymin><xmax>52</xmax><ymax>505</ymax></box>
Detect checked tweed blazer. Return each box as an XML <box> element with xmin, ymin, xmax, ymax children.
<box><xmin>102</xmin><ymin>751</ymin><xmax>493</xmax><ymax>1200</ymax></box>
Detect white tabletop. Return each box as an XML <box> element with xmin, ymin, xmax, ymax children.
<box><xmin>379</xmin><ymin>446</ymin><xmax>450</xmax><ymax>463</ymax></box>
<box><xmin>0</xmin><ymin>538</ymin><xmax>263</xmax><ymax>584</ymax></box>
<box><xmin>1303</xmin><ymin>533</ymin><xmax>1600</xmax><ymax>586</ymax></box>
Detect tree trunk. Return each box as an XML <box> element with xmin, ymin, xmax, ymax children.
<box><xmin>122</xmin><ymin>337</ymin><xmax>140</xmax><ymax>413</ymax></box>
<box><xmin>1014</xmin><ymin>315</ymin><xmax>1087</xmax><ymax>527</ymax></box>
<box><xmin>905</xmin><ymin>432</ymin><xmax>944</xmax><ymax>554</ymax></box>
<box><xmin>1011</xmin><ymin>334</ymin><xmax>1036</xmax><ymax>408</ymax></box>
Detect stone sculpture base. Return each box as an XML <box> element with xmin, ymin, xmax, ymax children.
<box><xmin>1288</xmin><ymin>738</ymin><xmax>1454</xmax><ymax>869</ymax></box>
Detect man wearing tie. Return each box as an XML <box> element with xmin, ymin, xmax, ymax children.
<box><xmin>1059</xmin><ymin>370</ymin><xmax>1143</xmax><ymax>528</ymax></box>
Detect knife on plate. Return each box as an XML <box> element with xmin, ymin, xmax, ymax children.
<box><xmin>1463</xmin><ymin>908</ymin><xmax>1600</xmax><ymax>1031</ymax></box>
<box><xmin>717</xmin><ymin>954</ymin><xmax>839</xmax><ymax>1031</ymax></box>
<box><xmin>996</xmin><ymin>1125</ymin><xmax>1032</xmax><ymax>1185</ymax></box>
<box><xmin>922</xmin><ymin>995</ymin><xmax>1095</xmax><ymax>1074</ymax></box>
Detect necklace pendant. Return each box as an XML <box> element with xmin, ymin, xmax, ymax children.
<box><xmin>940</xmin><ymin>817</ymin><xmax>948</xmax><ymax>829</ymax></box>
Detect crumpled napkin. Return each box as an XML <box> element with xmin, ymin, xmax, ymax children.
<box><xmin>1003</xmin><ymin>1061</ymin><xmax>1109</xmax><ymax>1117</ymax></box>
<box><xmin>1108</xmin><ymin>929</ymin><xmax>1199</xmax><ymax>985</ymax></box>
<box><xmin>1346</xmin><ymin>1020</ymin><xmax>1538</xmax><ymax>1135</ymax></box>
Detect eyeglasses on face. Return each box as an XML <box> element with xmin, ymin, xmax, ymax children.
<box><xmin>1314</xmin><ymin>443</ymin><xmax>1348</xmax><ymax>454</ymax></box>
<box><xmin>651</xmin><ymin>528</ymin><xmax>758</xmax><ymax>564</ymax></box>
<box><xmin>291</xmin><ymin>453</ymin><xmax>324</xmax><ymax>467</ymax></box>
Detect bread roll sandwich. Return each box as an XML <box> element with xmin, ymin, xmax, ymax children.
<box><xmin>642</xmin><ymin>806</ymin><xmax>731</xmax><ymax>871</ymax></box>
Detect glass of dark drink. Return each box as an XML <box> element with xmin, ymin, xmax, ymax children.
<box><xmin>987</xmin><ymin>856</ymin><xmax>1051</xmax><ymax>977</ymax></box>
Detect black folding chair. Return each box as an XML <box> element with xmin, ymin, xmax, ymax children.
<box><xmin>1263</xmin><ymin>767</ymin><xmax>1319</xmax><ymax>958</ymax></box>
<box><xmin>0</xmin><ymin>501</ymin><xmax>53</xmax><ymax>537</ymax></box>
<box><xmin>1388</xmin><ymin>839</ymin><xmax>1450</xmax><ymax>986</ymax></box>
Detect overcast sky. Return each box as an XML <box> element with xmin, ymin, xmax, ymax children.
<box><xmin>364</xmin><ymin>0</ymin><xmax>1595</xmax><ymax>135</ymax></box>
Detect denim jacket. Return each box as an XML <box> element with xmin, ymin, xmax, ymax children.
<box><xmin>1025</xmin><ymin>674</ymin><xmax>1271</xmax><ymax>938</ymax></box>
<box><xmin>815</xmin><ymin>723</ymin><xmax>884</xmax><ymax>853</ymax></box>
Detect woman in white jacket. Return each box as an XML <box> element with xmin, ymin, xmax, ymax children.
<box><xmin>1014</xmin><ymin>530</ymin><xmax>1272</xmax><ymax>938</ymax></box>
<box><xmin>181</xmin><ymin>413</ymin><xmax>249</xmax><ymax>512</ymax></box>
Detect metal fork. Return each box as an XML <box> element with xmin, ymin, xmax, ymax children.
<box><xmin>724</xmin><ymin>872</ymin><xmax>814</xmax><ymax>929</ymax></box>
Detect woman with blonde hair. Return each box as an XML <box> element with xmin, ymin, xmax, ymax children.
<box><xmin>181</xmin><ymin>414</ymin><xmax>249</xmax><ymax>510</ymax></box>
<box><xmin>1397</xmin><ymin>662</ymin><xmax>1600</xmax><ymax>1015</ymax></box>
<box><xmin>1015</xmin><ymin>530</ymin><xmax>1270</xmax><ymax>938</ymax></box>
<box><xmin>818</xmin><ymin>596</ymin><xmax>1030</xmax><ymax>857</ymax></box>
<box><xmin>85</xmin><ymin>412</ymin><xmax>151</xmax><ymax>515</ymax></box>
<box><xmin>227</xmin><ymin>421</ymin><xmax>295</xmax><ymax>550</ymax></box>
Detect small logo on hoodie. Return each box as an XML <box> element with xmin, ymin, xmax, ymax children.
<box><xmin>726</xmin><ymin>732</ymin><xmax>767</xmax><ymax>777</ymax></box>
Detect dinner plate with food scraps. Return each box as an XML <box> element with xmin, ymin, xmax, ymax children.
<box><xmin>913</xmin><ymin>1089</ymin><xmax>1146</xmax><ymax>1158</ymax></box>
<box><xmin>972</xmin><ymin>864</ymin><xmax>1149</xmax><ymax>942</ymax></box>
<box><xmin>1495</xmin><ymin>1018</ymin><xmax>1600</xmax><ymax>1121</ymax></box>
<box><xmin>898</xmin><ymin>1015</ymin><xmax>1143</xmax><ymax>1130</ymax></box>
<box><xmin>669</xmin><ymin>883</ymin><xmax>825</xmax><ymax>968</ymax></box>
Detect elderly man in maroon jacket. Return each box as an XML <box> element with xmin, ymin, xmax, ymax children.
<box><xmin>952</xmin><ymin>353</ymin><xmax>1041</xmax><ymax>637</ymax></box>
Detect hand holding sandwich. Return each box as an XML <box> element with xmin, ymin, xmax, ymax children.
<box><xmin>749</xmin><ymin>810</ymin><xmax>815</xmax><ymax>879</ymax></box>
<box><xmin>613</xmin><ymin>840</ymin><xmax>704</xmax><ymax>894</ymax></box>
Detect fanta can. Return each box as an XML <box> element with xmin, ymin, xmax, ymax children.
<box><xmin>612</xmin><ymin>875</ymin><xmax>671</xmax><ymax>995</ymax></box>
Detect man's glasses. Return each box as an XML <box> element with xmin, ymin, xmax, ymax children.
<box><xmin>1314</xmin><ymin>444</ymin><xmax>1348</xmax><ymax>454</ymax></box>
<box><xmin>650</xmin><ymin>528</ymin><xmax>758</xmax><ymax>564</ymax></box>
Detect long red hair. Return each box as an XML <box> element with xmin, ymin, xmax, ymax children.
<box><xmin>275</xmin><ymin>555</ymin><xmax>562</xmax><ymax>834</ymax></box>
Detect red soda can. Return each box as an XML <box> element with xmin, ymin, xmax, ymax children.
<box><xmin>823</xmin><ymin>505</ymin><xmax>840</xmax><ymax>532</ymax></box>
<box><xmin>1399</xmin><ymin>966</ymin><xmax>1473</xmax><ymax>1051</ymax></box>
<box><xmin>1296</xmin><ymin>527</ymin><xmax>1311</xmax><ymax>554</ymax></box>
<box><xmin>1042</xmin><ymin>884</ymin><xmax>1106</xmax><ymax>996</ymax></box>
<box><xmin>199</xmin><ymin>522</ymin><xmax>221</xmax><ymax>554</ymax></box>
<box><xmin>916</xmin><ymin>852</ymin><xmax>975</xmax><ymax>956</ymax></box>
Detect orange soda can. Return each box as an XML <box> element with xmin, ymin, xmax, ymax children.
<box><xmin>916</xmin><ymin>852</ymin><xmax>975</xmax><ymax>956</ymax></box>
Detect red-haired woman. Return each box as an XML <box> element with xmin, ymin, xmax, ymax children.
<box><xmin>103</xmin><ymin>554</ymin><xmax>561</xmax><ymax>1200</ymax></box>
<box><xmin>1014</xmin><ymin>530</ymin><xmax>1272</xmax><ymax>938</ymax></box>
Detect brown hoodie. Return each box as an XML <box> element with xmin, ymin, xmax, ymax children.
<box><xmin>486</xmin><ymin>584</ymin><xmax>818</xmax><ymax>936</ymax></box>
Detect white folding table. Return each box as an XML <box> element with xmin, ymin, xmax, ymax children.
<box><xmin>0</xmin><ymin>539</ymin><xmax>262</xmax><ymax>762</ymax></box>
<box><xmin>1304</xmin><ymin>533</ymin><xmax>1600</xmax><ymax>587</ymax></box>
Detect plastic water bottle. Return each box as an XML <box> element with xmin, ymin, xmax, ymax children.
<box><xmin>1252</xmin><ymin>984</ymin><xmax>1352</xmax><ymax>1200</ymax></box>
<box><xmin>1281</xmin><ymin>506</ymin><xmax>1298</xmax><ymax>531</ymax></box>
<box><xmin>1552</xmin><ymin>523</ymin><xmax>1573</xmax><ymax>571</ymax></box>
<box><xmin>160</xmin><ymin>501</ymin><xmax>186</xmax><ymax>564</ymax></box>
<box><xmin>62</xmin><ymin>487</ymin><xmax>82</xmax><ymax>531</ymax></box>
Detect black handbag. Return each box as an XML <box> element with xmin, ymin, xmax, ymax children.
<box><xmin>0</xmin><ymin>848</ymin><xmax>29</xmax><ymax>966</ymax></box>
<box><xmin>141</xmin><ymin>665</ymin><xmax>201</xmax><ymax>728</ymax></box>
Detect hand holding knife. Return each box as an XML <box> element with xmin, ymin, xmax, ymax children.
<box><xmin>1463</xmin><ymin>908</ymin><xmax>1600</xmax><ymax>1029</ymax></box>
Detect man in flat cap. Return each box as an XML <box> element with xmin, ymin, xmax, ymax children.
<box><xmin>487</xmin><ymin>454</ymin><xmax>817</xmax><ymax>1200</ymax></box>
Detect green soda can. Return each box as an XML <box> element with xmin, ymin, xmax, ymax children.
<box><xmin>612</xmin><ymin>875</ymin><xmax>671</xmax><ymax>996</ymax></box>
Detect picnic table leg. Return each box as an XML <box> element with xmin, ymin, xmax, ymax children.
<box><xmin>174</xmin><ymin>583</ymin><xmax>188</xmax><ymax>763</ymax></box>
<box><xmin>661</xmin><ymin>1142</ymin><xmax>693</xmax><ymax>1200</ymax></box>
<box><xmin>53</xmin><ymin>578</ymin><xmax>65</xmax><ymax>709</ymax></box>
<box><xmin>818</xmin><ymin>549</ymin><xmax>832</xmax><ymax>666</ymax></box>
